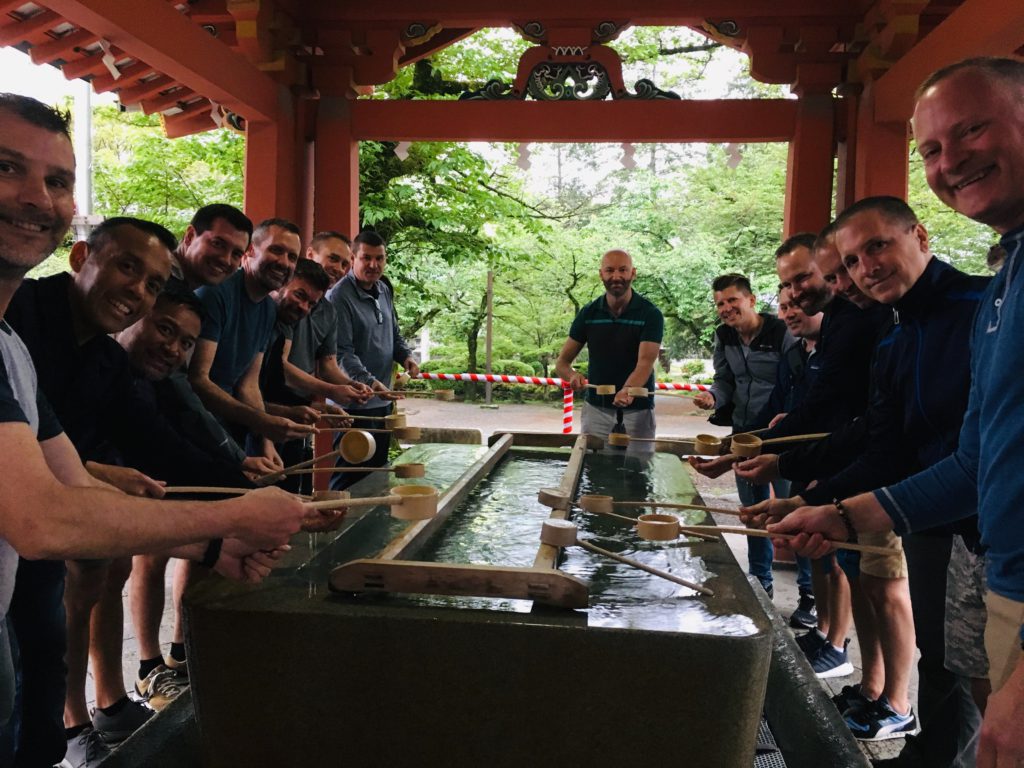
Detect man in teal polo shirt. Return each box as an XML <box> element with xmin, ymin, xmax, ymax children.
<box><xmin>556</xmin><ymin>249</ymin><xmax>664</xmax><ymax>444</ymax></box>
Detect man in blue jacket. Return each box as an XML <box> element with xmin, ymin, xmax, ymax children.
<box><xmin>771</xmin><ymin>57</ymin><xmax>1024</xmax><ymax>768</ymax></box>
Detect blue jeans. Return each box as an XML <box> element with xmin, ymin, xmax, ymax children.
<box><xmin>795</xmin><ymin>556</ymin><xmax>813</xmax><ymax>595</ymax></box>
<box><xmin>735</xmin><ymin>476</ymin><xmax>789</xmax><ymax>593</ymax></box>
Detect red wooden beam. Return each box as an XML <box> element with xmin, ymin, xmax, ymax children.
<box><xmin>41</xmin><ymin>0</ymin><xmax>282</xmax><ymax>122</ymax></box>
<box><xmin>29</xmin><ymin>27</ymin><xmax>98</xmax><ymax>64</ymax></box>
<box><xmin>398</xmin><ymin>27</ymin><xmax>478</xmax><ymax>67</ymax></box>
<box><xmin>873</xmin><ymin>0</ymin><xmax>1024</xmax><ymax>122</ymax></box>
<box><xmin>350</xmin><ymin>99</ymin><xmax>798</xmax><ymax>143</ymax></box>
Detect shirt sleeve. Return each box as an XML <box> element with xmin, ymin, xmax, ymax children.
<box><xmin>0</xmin><ymin>361</ymin><xmax>29</xmax><ymax>426</ymax></box>
<box><xmin>708</xmin><ymin>332</ymin><xmax>733</xmax><ymax>410</ymax></box>
<box><xmin>195</xmin><ymin>285</ymin><xmax>227</xmax><ymax>343</ymax></box>
<box><xmin>35</xmin><ymin>389</ymin><xmax>63</xmax><ymax>441</ymax></box>
<box><xmin>568</xmin><ymin>309</ymin><xmax>588</xmax><ymax>344</ymax></box>
<box><xmin>641</xmin><ymin>308</ymin><xmax>664</xmax><ymax>344</ymax></box>
<box><xmin>316</xmin><ymin>303</ymin><xmax>337</xmax><ymax>360</ymax></box>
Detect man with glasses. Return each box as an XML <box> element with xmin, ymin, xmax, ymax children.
<box><xmin>327</xmin><ymin>231</ymin><xmax>419</xmax><ymax>488</ymax></box>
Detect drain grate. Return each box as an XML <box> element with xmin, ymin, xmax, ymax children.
<box><xmin>754</xmin><ymin>715</ymin><xmax>787</xmax><ymax>768</ymax></box>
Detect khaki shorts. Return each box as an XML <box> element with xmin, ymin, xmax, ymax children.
<box><xmin>859</xmin><ymin>530</ymin><xmax>908</xmax><ymax>579</ymax></box>
<box><xmin>984</xmin><ymin>590</ymin><xmax>1024</xmax><ymax>691</ymax></box>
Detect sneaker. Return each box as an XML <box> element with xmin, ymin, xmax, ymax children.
<box><xmin>810</xmin><ymin>640</ymin><xmax>854</xmax><ymax>678</ymax></box>
<box><xmin>845</xmin><ymin>697</ymin><xmax>917</xmax><ymax>741</ymax></box>
<box><xmin>61</xmin><ymin>726</ymin><xmax>111</xmax><ymax>768</ymax></box>
<box><xmin>789</xmin><ymin>593</ymin><xmax>817</xmax><ymax>629</ymax></box>
<box><xmin>163</xmin><ymin>653</ymin><xmax>188</xmax><ymax>680</ymax></box>
<box><xmin>832</xmin><ymin>684</ymin><xmax>874</xmax><ymax>716</ymax></box>
<box><xmin>136</xmin><ymin>664</ymin><xmax>188</xmax><ymax>711</ymax></box>
<box><xmin>91</xmin><ymin>697</ymin><xmax>154</xmax><ymax>744</ymax></box>
<box><xmin>795</xmin><ymin>628</ymin><xmax>827</xmax><ymax>659</ymax></box>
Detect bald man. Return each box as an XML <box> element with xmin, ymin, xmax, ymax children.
<box><xmin>556</xmin><ymin>250</ymin><xmax>664</xmax><ymax>444</ymax></box>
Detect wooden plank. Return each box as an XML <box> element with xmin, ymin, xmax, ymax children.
<box><xmin>533</xmin><ymin>433</ymin><xmax>589</xmax><ymax>569</ymax></box>
<box><xmin>328</xmin><ymin>559</ymin><xmax>589</xmax><ymax>609</ymax></box>
<box><xmin>376</xmin><ymin>433</ymin><xmax>513</xmax><ymax>561</ymax></box>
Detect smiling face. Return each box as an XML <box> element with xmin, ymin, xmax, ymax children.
<box><xmin>244</xmin><ymin>225</ymin><xmax>300</xmax><ymax>294</ymax></box>
<box><xmin>778</xmin><ymin>287</ymin><xmax>821</xmax><ymax>340</ymax></box>
<box><xmin>599</xmin><ymin>250</ymin><xmax>635</xmax><ymax>299</ymax></box>
<box><xmin>179</xmin><ymin>217</ymin><xmax>249</xmax><ymax>287</ymax></box>
<box><xmin>69</xmin><ymin>224</ymin><xmax>173</xmax><ymax>339</ymax></box>
<box><xmin>776</xmin><ymin>245</ymin><xmax>832</xmax><ymax>315</ymax></box>
<box><xmin>814</xmin><ymin>239</ymin><xmax>873</xmax><ymax>309</ymax></box>
<box><xmin>119</xmin><ymin>299</ymin><xmax>201</xmax><ymax>381</ymax></box>
<box><xmin>0</xmin><ymin>110</ymin><xmax>75</xmax><ymax>275</ymax></box>
<box><xmin>835</xmin><ymin>209</ymin><xmax>931</xmax><ymax>305</ymax></box>
<box><xmin>307</xmin><ymin>237</ymin><xmax>352</xmax><ymax>287</ymax></box>
<box><xmin>713</xmin><ymin>285</ymin><xmax>758</xmax><ymax>328</ymax></box>
<box><xmin>913</xmin><ymin>69</ymin><xmax>1024</xmax><ymax>234</ymax></box>
<box><xmin>274</xmin><ymin>277</ymin><xmax>325</xmax><ymax>326</ymax></box>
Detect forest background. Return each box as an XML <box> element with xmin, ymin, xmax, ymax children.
<box><xmin>30</xmin><ymin>27</ymin><xmax>993</xmax><ymax>400</ymax></box>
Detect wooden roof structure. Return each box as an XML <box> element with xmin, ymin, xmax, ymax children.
<box><xmin>3</xmin><ymin>0</ymin><xmax>1023</xmax><ymax>235</ymax></box>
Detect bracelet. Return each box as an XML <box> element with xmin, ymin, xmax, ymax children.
<box><xmin>200</xmin><ymin>538</ymin><xmax>223</xmax><ymax>568</ymax></box>
<box><xmin>833</xmin><ymin>499</ymin><xmax>858</xmax><ymax>543</ymax></box>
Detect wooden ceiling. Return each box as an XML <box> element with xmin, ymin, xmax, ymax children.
<box><xmin>1</xmin><ymin>0</ymin><xmax>1021</xmax><ymax>137</ymax></box>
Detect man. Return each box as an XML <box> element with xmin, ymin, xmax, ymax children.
<box><xmin>189</xmin><ymin>218</ymin><xmax>316</xmax><ymax>469</ymax></box>
<box><xmin>261</xmin><ymin>259</ymin><xmax>369</xmax><ymax>491</ymax></box>
<box><xmin>171</xmin><ymin>203</ymin><xmax>252</xmax><ymax>290</ymax></box>
<box><xmin>691</xmin><ymin>271</ymin><xmax>793</xmax><ymax>597</ymax></box>
<box><xmin>119</xmin><ymin>286</ymin><xmax>280</xmax><ymax>711</ymax></box>
<box><xmin>0</xmin><ymin>93</ymin><xmax>309</xmax><ymax>767</ymax></box>
<box><xmin>555</xmin><ymin>249</ymin><xmax>664</xmax><ymax>444</ymax></box>
<box><xmin>327</xmin><ymin>231</ymin><xmax>420</xmax><ymax>488</ymax></box>
<box><xmin>772</xmin><ymin>57</ymin><xmax>1024</xmax><ymax>768</ymax></box>
<box><xmin>306</xmin><ymin>230</ymin><xmax>353</xmax><ymax>288</ymax></box>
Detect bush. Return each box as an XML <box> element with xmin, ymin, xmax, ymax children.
<box><xmin>681</xmin><ymin>359</ymin><xmax>707</xmax><ymax>379</ymax></box>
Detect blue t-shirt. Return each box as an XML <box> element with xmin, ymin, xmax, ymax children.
<box><xmin>196</xmin><ymin>270</ymin><xmax>276</xmax><ymax>395</ymax></box>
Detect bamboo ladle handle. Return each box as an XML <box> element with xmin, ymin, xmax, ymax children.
<box><xmin>677</xmin><ymin>524</ymin><xmax>898</xmax><ymax>556</ymax></box>
<box><xmin>574</xmin><ymin>539</ymin><xmax>715</xmax><ymax>596</ymax></box>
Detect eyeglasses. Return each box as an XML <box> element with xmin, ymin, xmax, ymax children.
<box><xmin>372</xmin><ymin>297</ymin><xmax>383</xmax><ymax>325</ymax></box>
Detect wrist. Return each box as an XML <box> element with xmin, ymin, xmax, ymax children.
<box><xmin>833</xmin><ymin>498</ymin><xmax>858</xmax><ymax>543</ymax></box>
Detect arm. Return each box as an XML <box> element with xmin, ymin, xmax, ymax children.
<box><xmin>0</xmin><ymin>424</ymin><xmax>306</xmax><ymax>559</ymax></box>
<box><xmin>282</xmin><ymin>349</ymin><xmax>367</xmax><ymax>404</ymax></box>
<box><xmin>554</xmin><ymin>338</ymin><xmax>587</xmax><ymax>391</ymax></box>
<box><xmin>188</xmin><ymin>338</ymin><xmax>264</xmax><ymax>431</ymax></box>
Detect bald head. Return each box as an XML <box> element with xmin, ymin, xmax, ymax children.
<box><xmin>599</xmin><ymin>249</ymin><xmax>636</xmax><ymax>300</ymax></box>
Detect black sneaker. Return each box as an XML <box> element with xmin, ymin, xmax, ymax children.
<box><xmin>60</xmin><ymin>726</ymin><xmax>111</xmax><ymax>768</ymax></box>
<box><xmin>795</xmin><ymin>628</ymin><xmax>827</xmax><ymax>659</ymax></box>
<box><xmin>832</xmin><ymin>684</ymin><xmax>873</xmax><ymax>716</ymax></box>
<box><xmin>845</xmin><ymin>697</ymin><xmax>917</xmax><ymax>741</ymax></box>
<box><xmin>92</xmin><ymin>698</ymin><xmax>154</xmax><ymax>744</ymax></box>
<box><xmin>789</xmin><ymin>592</ymin><xmax>817</xmax><ymax>629</ymax></box>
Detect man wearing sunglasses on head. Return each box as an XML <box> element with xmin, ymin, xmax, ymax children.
<box><xmin>326</xmin><ymin>230</ymin><xmax>419</xmax><ymax>488</ymax></box>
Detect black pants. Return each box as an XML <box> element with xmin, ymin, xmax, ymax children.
<box><xmin>7</xmin><ymin>559</ymin><xmax>67</xmax><ymax>768</ymax></box>
<box><xmin>901</xmin><ymin>533</ymin><xmax>981</xmax><ymax>767</ymax></box>
<box><xmin>328</xmin><ymin>406</ymin><xmax>392</xmax><ymax>491</ymax></box>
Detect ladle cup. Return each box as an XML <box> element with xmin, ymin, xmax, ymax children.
<box><xmin>306</xmin><ymin>484</ymin><xmax>439</xmax><ymax>521</ymax></box>
<box><xmin>322</xmin><ymin>425</ymin><xmax>422</xmax><ymax>441</ymax></box>
<box><xmin>576</xmin><ymin>495</ymin><xmax>719</xmax><ymax>541</ymax></box>
<box><xmin>693</xmin><ymin>434</ymin><xmax>722</xmax><ymax>455</ymax></box>
<box><xmin>730</xmin><ymin>431</ymin><xmax>830</xmax><ymax>458</ymax></box>
<box><xmin>539</xmin><ymin>520</ymin><xmax>713</xmax><ymax>596</ymax></box>
<box><xmin>339</xmin><ymin>430</ymin><xmax>376</xmax><ymax>463</ymax></box>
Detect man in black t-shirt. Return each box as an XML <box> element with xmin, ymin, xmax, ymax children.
<box><xmin>555</xmin><ymin>250</ymin><xmax>664</xmax><ymax>444</ymax></box>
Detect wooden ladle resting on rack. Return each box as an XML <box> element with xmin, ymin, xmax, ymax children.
<box><xmin>539</xmin><ymin>519</ymin><xmax>714</xmax><ymax>596</ymax></box>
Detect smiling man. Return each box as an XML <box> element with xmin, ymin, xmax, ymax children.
<box><xmin>555</xmin><ymin>249</ymin><xmax>664</xmax><ymax>445</ymax></box>
<box><xmin>171</xmin><ymin>204</ymin><xmax>252</xmax><ymax>290</ymax></box>
<box><xmin>189</xmin><ymin>217</ymin><xmax>316</xmax><ymax>469</ymax></box>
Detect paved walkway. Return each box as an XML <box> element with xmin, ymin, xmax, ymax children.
<box><xmin>99</xmin><ymin>398</ymin><xmax>910</xmax><ymax>763</ymax></box>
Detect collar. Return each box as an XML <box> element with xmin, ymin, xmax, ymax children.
<box><xmin>893</xmin><ymin>257</ymin><xmax>951</xmax><ymax>316</ymax></box>
<box><xmin>344</xmin><ymin>271</ymin><xmax>380</xmax><ymax>299</ymax></box>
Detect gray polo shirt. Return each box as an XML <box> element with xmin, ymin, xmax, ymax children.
<box><xmin>327</xmin><ymin>273</ymin><xmax>413</xmax><ymax>412</ymax></box>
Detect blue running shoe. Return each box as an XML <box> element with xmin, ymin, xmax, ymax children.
<box><xmin>810</xmin><ymin>639</ymin><xmax>854</xmax><ymax>678</ymax></box>
<box><xmin>795</xmin><ymin>628</ymin><xmax>827</xmax><ymax>659</ymax></box>
<box><xmin>832</xmin><ymin>684</ymin><xmax>874</xmax><ymax>716</ymax></box>
<box><xmin>846</xmin><ymin>697</ymin><xmax>917</xmax><ymax>741</ymax></box>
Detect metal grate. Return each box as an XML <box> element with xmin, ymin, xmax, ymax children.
<box><xmin>754</xmin><ymin>715</ymin><xmax>788</xmax><ymax>768</ymax></box>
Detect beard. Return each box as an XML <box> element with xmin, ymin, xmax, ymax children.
<box><xmin>603</xmin><ymin>278</ymin><xmax>632</xmax><ymax>298</ymax></box>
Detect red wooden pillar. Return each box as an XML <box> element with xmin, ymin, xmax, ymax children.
<box><xmin>313</xmin><ymin>95</ymin><xmax>360</xmax><ymax>239</ymax></box>
<box><xmin>244</xmin><ymin>98</ymin><xmax>302</xmax><ymax>226</ymax></box>
<box><xmin>783</xmin><ymin>90</ymin><xmax>835</xmax><ymax>236</ymax></box>
<box><xmin>852</xmin><ymin>80</ymin><xmax>909</xmax><ymax>202</ymax></box>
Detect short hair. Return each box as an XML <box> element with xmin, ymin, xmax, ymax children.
<box><xmin>252</xmin><ymin>217</ymin><xmax>301</xmax><ymax>246</ymax></box>
<box><xmin>814</xmin><ymin>220</ymin><xmax>838</xmax><ymax>253</ymax></box>
<box><xmin>834</xmin><ymin>196</ymin><xmax>919</xmax><ymax>232</ymax></box>
<box><xmin>353</xmin><ymin>230</ymin><xmax>386</xmax><ymax>250</ymax></box>
<box><xmin>774</xmin><ymin>232</ymin><xmax>817</xmax><ymax>259</ymax></box>
<box><xmin>712</xmin><ymin>273</ymin><xmax>753</xmax><ymax>294</ymax></box>
<box><xmin>291</xmin><ymin>258</ymin><xmax>330</xmax><ymax>293</ymax></box>
<box><xmin>190</xmin><ymin>204</ymin><xmax>253</xmax><ymax>243</ymax></box>
<box><xmin>155</xmin><ymin>281</ymin><xmax>206</xmax><ymax>322</ymax></box>
<box><xmin>916</xmin><ymin>56</ymin><xmax>1024</xmax><ymax>99</ymax></box>
<box><xmin>0</xmin><ymin>93</ymin><xmax>71</xmax><ymax>138</ymax></box>
<box><xmin>86</xmin><ymin>217</ymin><xmax>177</xmax><ymax>255</ymax></box>
<box><xmin>310</xmin><ymin>230</ymin><xmax>351</xmax><ymax>249</ymax></box>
